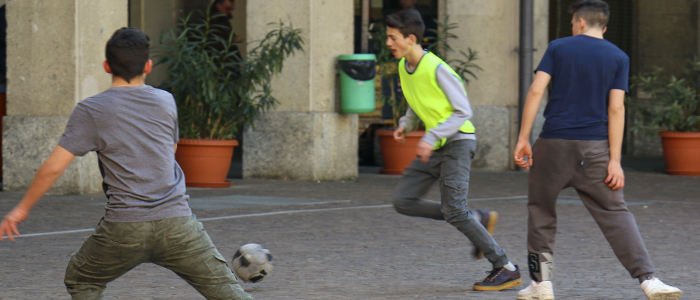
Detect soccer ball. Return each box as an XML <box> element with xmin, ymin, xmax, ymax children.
<box><xmin>232</xmin><ymin>243</ymin><xmax>274</xmax><ymax>283</ymax></box>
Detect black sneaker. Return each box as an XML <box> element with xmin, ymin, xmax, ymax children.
<box><xmin>473</xmin><ymin>209</ymin><xmax>499</xmax><ymax>260</ymax></box>
<box><xmin>472</xmin><ymin>265</ymin><xmax>522</xmax><ymax>291</ymax></box>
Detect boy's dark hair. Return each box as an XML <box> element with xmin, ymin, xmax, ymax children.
<box><xmin>570</xmin><ymin>0</ymin><xmax>609</xmax><ymax>28</ymax></box>
<box><xmin>386</xmin><ymin>9</ymin><xmax>425</xmax><ymax>43</ymax></box>
<box><xmin>105</xmin><ymin>27</ymin><xmax>150</xmax><ymax>83</ymax></box>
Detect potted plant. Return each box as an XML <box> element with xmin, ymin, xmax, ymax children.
<box><xmin>373</xmin><ymin>16</ymin><xmax>482</xmax><ymax>174</ymax></box>
<box><xmin>157</xmin><ymin>11</ymin><xmax>304</xmax><ymax>187</ymax></box>
<box><xmin>630</xmin><ymin>59</ymin><xmax>700</xmax><ymax>175</ymax></box>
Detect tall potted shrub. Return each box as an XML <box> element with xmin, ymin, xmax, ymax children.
<box><xmin>157</xmin><ymin>11</ymin><xmax>304</xmax><ymax>187</ymax></box>
<box><xmin>631</xmin><ymin>59</ymin><xmax>700</xmax><ymax>175</ymax></box>
<box><xmin>374</xmin><ymin>16</ymin><xmax>481</xmax><ymax>174</ymax></box>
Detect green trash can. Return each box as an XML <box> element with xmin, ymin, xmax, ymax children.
<box><xmin>338</xmin><ymin>54</ymin><xmax>377</xmax><ymax>114</ymax></box>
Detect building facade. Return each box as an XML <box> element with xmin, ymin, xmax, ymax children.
<box><xmin>3</xmin><ymin>0</ymin><xmax>697</xmax><ymax>194</ymax></box>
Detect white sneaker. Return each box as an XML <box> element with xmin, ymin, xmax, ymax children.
<box><xmin>641</xmin><ymin>278</ymin><xmax>682</xmax><ymax>300</ymax></box>
<box><xmin>517</xmin><ymin>280</ymin><xmax>555</xmax><ymax>300</ymax></box>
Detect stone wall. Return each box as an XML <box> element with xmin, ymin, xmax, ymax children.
<box><xmin>243</xmin><ymin>0</ymin><xmax>358</xmax><ymax>180</ymax></box>
<box><xmin>4</xmin><ymin>0</ymin><xmax>127</xmax><ymax>193</ymax></box>
<box><xmin>444</xmin><ymin>0</ymin><xmax>549</xmax><ymax>170</ymax></box>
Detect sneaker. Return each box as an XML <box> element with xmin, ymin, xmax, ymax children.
<box><xmin>472</xmin><ymin>265</ymin><xmax>522</xmax><ymax>291</ymax></box>
<box><xmin>473</xmin><ymin>209</ymin><xmax>499</xmax><ymax>259</ymax></box>
<box><xmin>641</xmin><ymin>277</ymin><xmax>682</xmax><ymax>300</ymax></box>
<box><xmin>517</xmin><ymin>280</ymin><xmax>555</xmax><ymax>300</ymax></box>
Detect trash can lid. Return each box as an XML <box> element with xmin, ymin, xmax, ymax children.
<box><xmin>338</xmin><ymin>53</ymin><xmax>376</xmax><ymax>61</ymax></box>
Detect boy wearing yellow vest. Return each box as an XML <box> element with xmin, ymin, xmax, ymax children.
<box><xmin>386</xmin><ymin>9</ymin><xmax>522</xmax><ymax>291</ymax></box>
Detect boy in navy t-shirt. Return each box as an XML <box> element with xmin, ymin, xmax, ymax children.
<box><xmin>514</xmin><ymin>1</ymin><xmax>682</xmax><ymax>300</ymax></box>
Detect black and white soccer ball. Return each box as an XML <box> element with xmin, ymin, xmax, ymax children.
<box><xmin>232</xmin><ymin>243</ymin><xmax>274</xmax><ymax>283</ymax></box>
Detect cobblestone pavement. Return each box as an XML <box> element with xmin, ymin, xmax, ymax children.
<box><xmin>0</xmin><ymin>169</ymin><xmax>698</xmax><ymax>300</ymax></box>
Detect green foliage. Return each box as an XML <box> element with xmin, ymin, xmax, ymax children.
<box><xmin>630</xmin><ymin>59</ymin><xmax>700</xmax><ymax>134</ymax></box>
<box><xmin>372</xmin><ymin>16</ymin><xmax>482</xmax><ymax>127</ymax></box>
<box><xmin>156</xmin><ymin>10</ymin><xmax>304</xmax><ymax>140</ymax></box>
<box><xmin>371</xmin><ymin>24</ymin><xmax>397</xmax><ymax>75</ymax></box>
<box><xmin>424</xmin><ymin>16</ymin><xmax>482</xmax><ymax>85</ymax></box>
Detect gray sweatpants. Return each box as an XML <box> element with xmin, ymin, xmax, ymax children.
<box><xmin>64</xmin><ymin>215</ymin><xmax>253</xmax><ymax>300</ymax></box>
<box><xmin>527</xmin><ymin>138</ymin><xmax>655</xmax><ymax>279</ymax></box>
<box><xmin>393</xmin><ymin>139</ymin><xmax>509</xmax><ymax>268</ymax></box>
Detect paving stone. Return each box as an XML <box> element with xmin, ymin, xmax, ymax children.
<box><xmin>0</xmin><ymin>169</ymin><xmax>697</xmax><ymax>299</ymax></box>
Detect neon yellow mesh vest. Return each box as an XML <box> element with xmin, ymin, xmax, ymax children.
<box><xmin>398</xmin><ymin>52</ymin><xmax>475</xmax><ymax>149</ymax></box>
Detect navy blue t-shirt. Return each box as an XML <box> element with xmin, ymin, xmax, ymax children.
<box><xmin>536</xmin><ymin>35</ymin><xmax>629</xmax><ymax>140</ymax></box>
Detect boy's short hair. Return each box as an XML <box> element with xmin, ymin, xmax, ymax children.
<box><xmin>570</xmin><ymin>0</ymin><xmax>609</xmax><ymax>28</ymax></box>
<box><xmin>105</xmin><ymin>27</ymin><xmax>150</xmax><ymax>83</ymax></box>
<box><xmin>386</xmin><ymin>9</ymin><xmax>425</xmax><ymax>43</ymax></box>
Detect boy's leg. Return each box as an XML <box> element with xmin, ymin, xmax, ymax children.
<box><xmin>438</xmin><ymin>139</ymin><xmax>508</xmax><ymax>267</ymax></box>
<box><xmin>572</xmin><ymin>140</ymin><xmax>655</xmax><ymax>279</ymax></box>
<box><xmin>392</xmin><ymin>155</ymin><xmax>443</xmax><ymax>220</ymax></box>
<box><xmin>526</xmin><ymin>138</ymin><xmax>575</xmax><ymax>282</ymax></box>
<box><xmin>393</xmin><ymin>144</ymin><xmax>497</xmax><ymax>261</ymax></box>
<box><xmin>64</xmin><ymin>218</ymin><xmax>151</xmax><ymax>300</ymax></box>
<box><xmin>152</xmin><ymin>215</ymin><xmax>253</xmax><ymax>300</ymax></box>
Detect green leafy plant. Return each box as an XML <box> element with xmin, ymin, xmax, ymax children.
<box><xmin>424</xmin><ymin>16</ymin><xmax>482</xmax><ymax>84</ymax></box>
<box><xmin>630</xmin><ymin>58</ymin><xmax>700</xmax><ymax>134</ymax></box>
<box><xmin>372</xmin><ymin>16</ymin><xmax>482</xmax><ymax>127</ymax></box>
<box><xmin>156</xmin><ymin>11</ymin><xmax>304</xmax><ymax>140</ymax></box>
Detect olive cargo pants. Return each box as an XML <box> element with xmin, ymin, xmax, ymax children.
<box><xmin>64</xmin><ymin>215</ymin><xmax>253</xmax><ymax>300</ymax></box>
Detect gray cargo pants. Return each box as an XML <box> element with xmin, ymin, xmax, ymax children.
<box><xmin>392</xmin><ymin>139</ymin><xmax>509</xmax><ymax>268</ymax></box>
<box><xmin>64</xmin><ymin>215</ymin><xmax>253</xmax><ymax>300</ymax></box>
<box><xmin>527</xmin><ymin>138</ymin><xmax>655</xmax><ymax>279</ymax></box>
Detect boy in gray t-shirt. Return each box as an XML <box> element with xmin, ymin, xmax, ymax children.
<box><xmin>0</xmin><ymin>28</ymin><xmax>253</xmax><ymax>300</ymax></box>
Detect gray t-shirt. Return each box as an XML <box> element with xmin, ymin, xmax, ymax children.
<box><xmin>59</xmin><ymin>85</ymin><xmax>191</xmax><ymax>222</ymax></box>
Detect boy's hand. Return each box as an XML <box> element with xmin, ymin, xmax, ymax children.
<box><xmin>0</xmin><ymin>207</ymin><xmax>29</xmax><ymax>242</ymax></box>
<box><xmin>605</xmin><ymin>160</ymin><xmax>625</xmax><ymax>190</ymax></box>
<box><xmin>416</xmin><ymin>140</ymin><xmax>434</xmax><ymax>164</ymax></box>
<box><xmin>514</xmin><ymin>139</ymin><xmax>533</xmax><ymax>169</ymax></box>
<box><xmin>393</xmin><ymin>126</ymin><xmax>406</xmax><ymax>143</ymax></box>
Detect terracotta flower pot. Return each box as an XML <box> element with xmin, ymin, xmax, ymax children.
<box><xmin>659</xmin><ymin>131</ymin><xmax>700</xmax><ymax>176</ymax></box>
<box><xmin>376</xmin><ymin>129</ymin><xmax>424</xmax><ymax>175</ymax></box>
<box><xmin>175</xmin><ymin>139</ymin><xmax>239</xmax><ymax>187</ymax></box>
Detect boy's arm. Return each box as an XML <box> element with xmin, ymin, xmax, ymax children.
<box><xmin>0</xmin><ymin>145</ymin><xmax>76</xmax><ymax>241</ymax></box>
<box><xmin>393</xmin><ymin>106</ymin><xmax>416</xmax><ymax>143</ymax></box>
<box><xmin>605</xmin><ymin>89</ymin><xmax>625</xmax><ymax>190</ymax></box>
<box><xmin>514</xmin><ymin>71</ymin><xmax>551</xmax><ymax>169</ymax></box>
<box><xmin>398</xmin><ymin>106</ymin><xmax>418</xmax><ymax>133</ymax></box>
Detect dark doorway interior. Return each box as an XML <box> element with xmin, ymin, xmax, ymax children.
<box><xmin>548</xmin><ymin>0</ymin><xmax>633</xmax><ymax>54</ymax></box>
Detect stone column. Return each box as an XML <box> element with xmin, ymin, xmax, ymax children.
<box><xmin>443</xmin><ymin>0</ymin><xmax>548</xmax><ymax>170</ymax></box>
<box><xmin>242</xmin><ymin>0</ymin><xmax>357</xmax><ymax>181</ymax></box>
<box><xmin>4</xmin><ymin>0</ymin><xmax>127</xmax><ymax>193</ymax></box>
